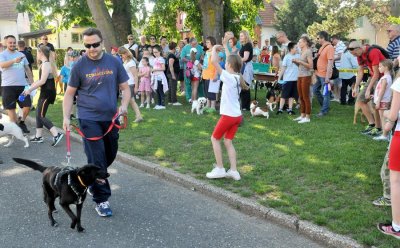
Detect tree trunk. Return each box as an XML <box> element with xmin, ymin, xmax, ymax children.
<box><xmin>111</xmin><ymin>0</ymin><xmax>133</xmax><ymax>45</ymax></box>
<box><xmin>86</xmin><ymin>0</ymin><xmax>118</xmax><ymax>52</ymax></box>
<box><xmin>197</xmin><ymin>0</ymin><xmax>224</xmax><ymax>43</ymax></box>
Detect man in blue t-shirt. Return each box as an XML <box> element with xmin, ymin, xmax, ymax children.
<box><xmin>0</xmin><ymin>35</ymin><xmax>34</xmax><ymax>133</ymax></box>
<box><xmin>63</xmin><ymin>28</ymin><xmax>130</xmax><ymax>217</ymax></box>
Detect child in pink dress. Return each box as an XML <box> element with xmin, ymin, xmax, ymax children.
<box><xmin>138</xmin><ymin>57</ymin><xmax>152</xmax><ymax>108</ymax></box>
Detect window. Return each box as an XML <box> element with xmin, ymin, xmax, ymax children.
<box><xmin>71</xmin><ymin>33</ymin><xmax>82</xmax><ymax>43</ymax></box>
<box><xmin>356</xmin><ymin>17</ymin><xmax>363</xmax><ymax>28</ymax></box>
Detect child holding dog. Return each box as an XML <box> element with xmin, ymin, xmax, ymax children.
<box><xmin>373</xmin><ymin>59</ymin><xmax>393</xmax><ymax>141</ymax></box>
<box><xmin>205</xmin><ymin>45</ymin><xmax>249</xmax><ymax>181</ymax></box>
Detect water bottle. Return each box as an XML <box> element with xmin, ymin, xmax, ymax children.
<box><xmin>18</xmin><ymin>85</ymin><xmax>30</xmax><ymax>102</ymax></box>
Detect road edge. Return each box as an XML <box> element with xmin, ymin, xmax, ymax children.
<box><xmin>24</xmin><ymin>116</ymin><xmax>363</xmax><ymax>248</ymax></box>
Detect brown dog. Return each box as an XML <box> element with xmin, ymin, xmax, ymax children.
<box><xmin>13</xmin><ymin>158</ymin><xmax>109</xmax><ymax>232</ymax></box>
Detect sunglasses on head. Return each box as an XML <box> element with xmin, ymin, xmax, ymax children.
<box><xmin>348</xmin><ymin>47</ymin><xmax>359</xmax><ymax>51</ymax></box>
<box><xmin>83</xmin><ymin>41</ymin><xmax>101</xmax><ymax>49</ymax></box>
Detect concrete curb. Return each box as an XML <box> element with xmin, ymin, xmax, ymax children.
<box><xmin>24</xmin><ymin>116</ymin><xmax>363</xmax><ymax>248</ymax></box>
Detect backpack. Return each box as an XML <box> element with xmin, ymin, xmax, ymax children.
<box><xmin>185</xmin><ymin>61</ymin><xmax>194</xmax><ymax>79</ymax></box>
<box><xmin>366</xmin><ymin>45</ymin><xmax>390</xmax><ymax>62</ymax></box>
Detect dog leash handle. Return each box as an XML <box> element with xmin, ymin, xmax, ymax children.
<box><xmin>66</xmin><ymin>130</ymin><xmax>71</xmax><ymax>166</ymax></box>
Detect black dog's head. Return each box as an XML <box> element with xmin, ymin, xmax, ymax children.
<box><xmin>77</xmin><ymin>165</ymin><xmax>110</xmax><ymax>186</ymax></box>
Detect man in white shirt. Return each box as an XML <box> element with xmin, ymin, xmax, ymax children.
<box><xmin>331</xmin><ymin>35</ymin><xmax>347</xmax><ymax>102</ymax></box>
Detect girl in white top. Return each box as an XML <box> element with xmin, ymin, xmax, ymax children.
<box><xmin>373</xmin><ymin>59</ymin><xmax>393</xmax><ymax>140</ymax></box>
<box><xmin>377</xmin><ymin>71</ymin><xmax>400</xmax><ymax>238</ymax></box>
<box><xmin>205</xmin><ymin>45</ymin><xmax>249</xmax><ymax>181</ymax></box>
<box><xmin>118</xmin><ymin>47</ymin><xmax>143</xmax><ymax>123</ymax></box>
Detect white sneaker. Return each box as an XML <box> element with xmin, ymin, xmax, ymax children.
<box><xmin>139</xmin><ymin>104</ymin><xmax>144</xmax><ymax>108</ymax></box>
<box><xmin>157</xmin><ymin>105</ymin><xmax>166</xmax><ymax>110</ymax></box>
<box><xmin>226</xmin><ymin>169</ymin><xmax>241</xmax><ymax>181</ymax></box>
<box><xmin>206</xmin><ymin>166</ymin><xmax>226</xmax><ymax>179</ymax></box>
<box><xmin>172</xmin><ymin>102</ymin><xmax>182</xmax><ymax>106</ymax></box>
<box><xmin>298</xmin><ymin>118</ymin><xmax>310</xmax><ymax>123</ymax></box>
<box><xmin>151</xmin><ymin>99</ymin><xmax>155</xmax><ymax>104</ymax></box>
<box><xmin>373</xmin><ymin>135</ymin><xmax>389</xmax><ymax>141</ymax></box>
<box><xmin>293</xmin><ymin>116</ymin><xmax>303</xmax><ymax>121</ymax></box>
<box><xmin>146</xmin><ymin>104</ymin><xmax>150</xmax><ymax>109</ymax></box>
<box><xmin>153</xmin><ymin>105</ymin><xmax>160</xmax><ymax>109</ymax></box>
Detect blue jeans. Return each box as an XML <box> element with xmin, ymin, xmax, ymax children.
<box><xmin>78</xmin><ymin>119</ymin><xmax>119</xmax><ymax>203</ymax></box>
<box><xmin>313</xmin><ymin>76</ymin><xmax>330</xmax><ymax>114</ymax></box>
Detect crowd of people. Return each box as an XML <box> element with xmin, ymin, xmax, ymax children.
<box><xmin>1</xmin><ymin>24</ymin><xmax>400</xmax><ymax>239</ymax></box>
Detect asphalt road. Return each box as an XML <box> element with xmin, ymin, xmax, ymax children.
<box><xmin>0</xmin><ymin>117</ymin><xmax>324</xmax><ymax>248</ymax></box>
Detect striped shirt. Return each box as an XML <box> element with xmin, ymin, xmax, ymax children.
<box><xmin>334</xmin><ymin>40</ymin><xmax>346</xmax><ymax>68</ymax></box>
<box><xmin>387</xmin><ymin>35</ymin><xmax>400</xmax><ymax>60</ymax></box>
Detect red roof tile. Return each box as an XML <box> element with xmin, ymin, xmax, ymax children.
<box><xmin>259</xmin><ymin>0</ymin><xmax>284</xmax><ymax>27</ymax></box>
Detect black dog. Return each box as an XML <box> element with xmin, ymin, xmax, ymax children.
<box><xmin>13</xmin><ymin>158</ymin><xmax>109</xmax><ymax>232</ymax></box>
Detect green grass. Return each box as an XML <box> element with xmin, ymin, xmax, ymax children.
<box><xmin>36</xmin><ymin>92</ymin><xmax>399</xmax><ymax>247</ymax></box>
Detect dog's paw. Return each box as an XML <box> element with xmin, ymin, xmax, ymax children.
<box><xmin>24</xmin><ymin>144</ymin><xmax>29</xmax><ymax>148</ymax></box>
<box><xmin>51</xmin><ymin>221</ymin><xmax>58</xmax><ymax>227</ymax></box>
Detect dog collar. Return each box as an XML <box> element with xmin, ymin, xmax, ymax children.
<box><xmin>77</xmin><ymin>175</ymin><xmax>87</xmax><ymax>188</ymax></box>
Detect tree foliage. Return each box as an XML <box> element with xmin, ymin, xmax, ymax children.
<box><xmin>307</xmin><ymin>0</ymin><xmax>391</xmax><ymax>38</ymax></box>
<box><xmin>17</xmin><ymin>0</ymin><xmax>146</xmax><ymax>45</ymax></box>
<box><xmin>274</xmin><ymin>0</ymin><xmax>324</xmax><ymax>41</ymax></box>
<box><xmin>146</xmin><ymin>0</ymin><xmax>263</xmax><ymax>41</ymax></box>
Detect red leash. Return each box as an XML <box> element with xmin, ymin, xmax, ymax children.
<box><xmin>71</xmin><ymin>112</ymin><xmax>127</xmax><ymax>141</ymax></box>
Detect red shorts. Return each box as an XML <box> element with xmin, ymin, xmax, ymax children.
<box><xmin>212</xmin><ymin>115</ymin><xmax>242</xmax><ymax>140</ymax></box>
<box><xmin>389</xmin><ymin>131</ymin><xmax>400</xmax><ymax>171</ymax></box>
<box><xmin>192</xmin><ymin>77</ymin><xmax>200</xmax><ymax>82</ymax></box>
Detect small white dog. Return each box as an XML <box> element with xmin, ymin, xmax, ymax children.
<box><xmin>191</xmin><ymin>97</ymin><xmax>207</xmax><ymax>115</ymax></box>
<box><xmin>0</xmin><ymin>122</ymin><xmax>29</xmax><ymax>148</ymax></box>
<box><xmin>250</xmin><ymin>100</ymin><xmax>270</xmax><ymax>119</ymax></box>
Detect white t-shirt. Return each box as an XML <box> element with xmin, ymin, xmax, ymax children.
<box><xmin>153</xmin><ymin>56</ymin><xmax>165</xmax><ymax>81</ymax></box>
<box><xmin>219</xmin><ymin>70</ymin><xmax>242</xmax><ymax>117</ymax></box>
<box><xmin>192</xmin><ymin>60</ymin><xmax>201</xmax><ymax>78</ymax></box>
<box><xmin>374</xmin><ymin>74</ymin><xmax>392</xmax><ymax>104</ymax></box>
<box><xmin>124</xmin><ymin>43</ymin><xmax>138</xmax><ymax>54</ymax></box>
<box><xmin>123</xmin><ymin>59</ymin><xmax>136</xmax><ymax>85</ymax></box>
<box><xmin>390</xmin><ymin>77</ymin><xmax>400</xmax><ymax>131</ymax></box>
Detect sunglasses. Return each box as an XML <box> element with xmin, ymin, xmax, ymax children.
<box><xmin>42</xmin><ymin>38</ymin><xmax>48</xmax><ymax>40</ymax></box>
<box><xmin>128</xmin><ymin>38</ymin><xmax>133</xmax><ymax>40</ymax></box>
<box><xmin>348</xmin><ymin>47</ymin><xmax>360</xmax><ymax>51</ymax></box>
<box><xmin>84</xmin><ymin>41</ymin><xmax>101</xmax><ymax>49</ymax></box>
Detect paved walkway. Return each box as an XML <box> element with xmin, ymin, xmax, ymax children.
<box><xmin>0</xmin><ymin>115</ymin><xmax>325</xmax><ymax>248</ymax></box>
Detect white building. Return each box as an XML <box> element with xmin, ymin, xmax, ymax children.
<box><xmin>0</xmin><ymin>0</ymin><xmax>30</xmax><ymax>40</ymax></box>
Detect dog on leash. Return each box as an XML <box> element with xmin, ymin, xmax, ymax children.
<box><xmin>12</xmin><ymin>158</ymin><xmax>109</xmax><ymax>232</ymax></box>
<box><xmin>191</xmin><ymin>97</ymin><xmax>207</xmax><ymax>115</ymax></box>
<box><xmin>0</xmin><ymin>122</ymin><xmax>29</xmax><ymax>148</ymax></box>
<box><xmin>250</xmin><ymin>100</ymin><xmax>270</xmax><ymax>118</ymax></box>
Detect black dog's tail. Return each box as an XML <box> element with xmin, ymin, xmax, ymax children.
<box><xmin>12</xmin><ymin>158</ymin><xmax>47</xmax><ymax>173</ymax></box>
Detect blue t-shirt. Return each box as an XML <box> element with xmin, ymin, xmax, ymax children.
<box><xmin>68</xmin><ymin>53</ymin><xmax>129</xmax><ymax>121</ymax></box>
<box><xmin>282</xmin><ymin>53</ymin><xmax>300</xmax><ymax>81</ymax></box>
<box><xmin>0</xmin><ymin>50</ymin><xmax>29</xmax><ymax>86</ymax></box>
<box><xmin>60</xmin><ymin>66</ymin><xmax>71</xmax><ymax>84</ymax></box>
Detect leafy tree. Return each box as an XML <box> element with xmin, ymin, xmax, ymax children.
<box><xmin>307</xmin><ymin>0</ymin><xmax>391</xmax><ymax>38</ymax></box>
<box><xmin>17</xmin><ymin>0</ymin><xmax>146</xmax><ymax>49</ymax></box>
<box><xmin>274</xmin><ymin>0</ymin><xmax>324</xmax><ymax>41</ymax></box>
<box><xmin>146</xmin><ymin>0</ymin><xmax>263</xmax><ymax>42</ymax></box>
